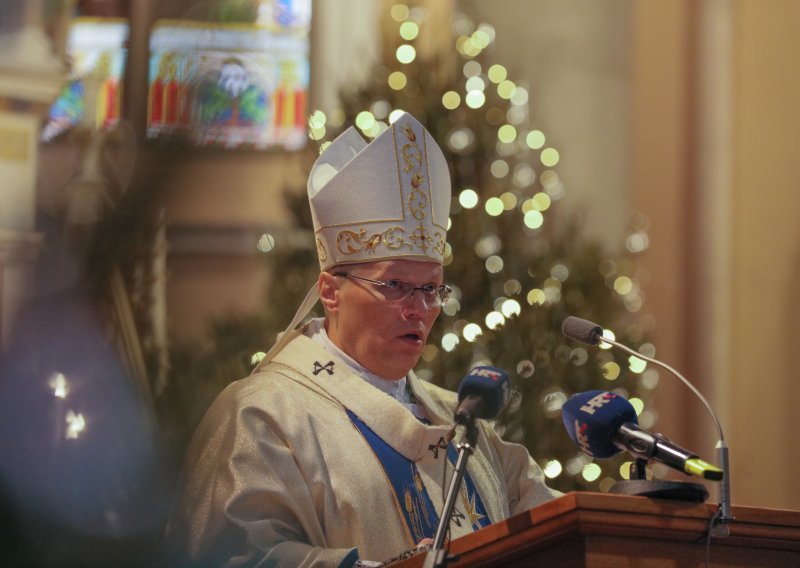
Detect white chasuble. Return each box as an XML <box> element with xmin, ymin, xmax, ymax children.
<box><xmin>167</xmin><ymin>332</ymin><xmax>559</xmax><ymax>567</ymax></box>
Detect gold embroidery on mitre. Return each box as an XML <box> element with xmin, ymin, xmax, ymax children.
<box><xmin>335</xmin><ymin>226</ymin><xmax>422</xmax><ymax>256</ymax></box>
<box><xmin>409</xmin><ymin>223</ymin><xmax>433</xmax><ymax>253</ymax></box>
<box><xmin>408</xmin><ymin>188</ymin><xmax>428</xmax><ymax>221</ymax></box>
<box><xmin>401</xmin><ymin>143</ymin><xmax>423</xmax><ymax>174</ymax></box>
<box><xmin>432</xmin><ymin>233</ymin><xmax>446</xmax><ymax>256</ymax></box>
<box><xmin>400</xmin><ymin>124</ymin><xmax>417</xmax><ymax>142</ymax></box>
<box><xmin>383</xmin><ymin>226</ymin><xmax>412</xmax><ymax>251</ymax></box>
<box><xmin>332</xmin><ymin>226</ymin><xmax>444</xmax><ymax>258</ymax></box>
<box><xmin>337</xmin><ymin>228</ymin><xmax>382</xmax><ymax>255</ymax></box>
<box><xmin>316</xmin><ymin>238</ymin><xmax>328</xmax><ymax>262</ymax></box>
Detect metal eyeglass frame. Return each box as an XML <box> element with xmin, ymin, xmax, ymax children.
<box><xmin>332</xmin><ymin>272</ymin><xmax>451</xmax><ymax>309</ymax></box>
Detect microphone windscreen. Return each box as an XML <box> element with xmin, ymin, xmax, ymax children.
<box><xmin>561</xmin><ymin>316</ymin><xmax>603</xmax><ymax>345</ymax></box>
<box><xmin>561</xmin><ymin>390</ymin><xmax>638</xmax><ymax>458</ymax></box>
<box><xmin>457</xmin><ymin>366</ymin><xmax>510</xmax><ymax>420</ymax></box>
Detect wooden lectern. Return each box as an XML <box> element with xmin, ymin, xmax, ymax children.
<box><xmin>389</xmin><ymin>492</ymin><xmax>800</xmax><ymax>567</ymax></box>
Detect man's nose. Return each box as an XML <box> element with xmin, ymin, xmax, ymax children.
<box><xmin>402</xmin><ymin>289</ymin><xmax>430</xmax><ymax>316</ymax></box>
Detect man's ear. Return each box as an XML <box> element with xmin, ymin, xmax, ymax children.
<box><xmin>318</xmin><ymin>272</ymin><xmax>340</xmax><ymax>314</ymax></box>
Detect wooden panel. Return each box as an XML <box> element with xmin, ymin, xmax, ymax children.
<box><xmin>389</xmin><ymin>493</ymin><xmax>800</xmax><ymax>567</ymax></box>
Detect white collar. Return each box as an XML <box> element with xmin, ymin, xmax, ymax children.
<box><xmin>305</xmin><ymin>318</ymin><xmax>413</xmax><ymax>406</ymax></box>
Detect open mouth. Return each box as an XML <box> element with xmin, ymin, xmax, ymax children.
<box><xmin>400</xmin><ymin>331</ymin><xmax>423</xmax><ymax>344</ymax></box>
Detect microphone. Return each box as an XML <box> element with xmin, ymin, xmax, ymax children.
<box><xmin>454</xmin><ymin>366</ymin><xmax>510</xmax><ymax>425</ymax></box>
<box><xmin>428</xmin><ymin>366</ymin><xmax>510</xmax><ymax>567</ymax></box>
<box><xmin>562</xmin><ymin>390</ymin><xmax>723</xmax><ymax>481</ymax></box>
<box><xmin>561</xmin><ymin>316</ymin><xmax>603</xmax><ymax>345</ymax></box>
<box><xmin>561</xmin><ymin>316</ymin><xmax>732</xmax><ymax>522</ymax></box>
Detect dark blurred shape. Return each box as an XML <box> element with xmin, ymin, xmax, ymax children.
<box><xmin>0</xmin><ymin>219</ymin><xmax>170</xmax><ymax>567</ymax></box>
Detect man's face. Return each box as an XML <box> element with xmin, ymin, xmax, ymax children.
<box><xmin>322</xmin><ymin>259</ymin><xmax>443</xmax><ymax>380</ymax></box>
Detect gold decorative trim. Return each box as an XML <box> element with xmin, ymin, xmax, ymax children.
<box><xmin>315</xmin><ymin>238</ymin><xmax>328</xmax><ymax>263</ymax></box>
<box><xmin>335</xmin><ymin>226</ymin><xmax>413</xmax><ymax>256</ymax></box>
<box><xmin>383</xmin><ymin>227</ymin><xmax>411</xmax><ymax>250</ymax></box>
<box><xmin>408</xmin><ymin>188</ymin><xmax>428</xmax><ymax>221</ymax></box>
<box><xmin>401</xmin><ymin>142</ymin><xmax>423</xmax><ymax>174</ymax></box>
<box><xmin>420</xmin><ymin>125</ymin><xmax>447</xmax><ymax>231</ymax></box>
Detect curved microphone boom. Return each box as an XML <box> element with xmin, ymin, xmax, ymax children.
<box><xmin>561</xmin><ymin>316</ymin><xmax>732</xmax><ymax>522</ymax></box>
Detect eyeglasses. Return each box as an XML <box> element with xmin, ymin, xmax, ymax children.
<box><xmin>333</xmin><ymin>272</ymin><xmax>451</xmax><ymax>309</ymax></box>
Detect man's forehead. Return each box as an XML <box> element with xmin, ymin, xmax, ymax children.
<box><xmin>349</xmin><ymin>259</ymin><xmax>443</xmax><ymax>278</ymax></box>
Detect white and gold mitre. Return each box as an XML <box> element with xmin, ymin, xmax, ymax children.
<box><xmin>307</xmin><ymin>112</ymin><xmax>452</xmax><ymax>270</ymax></box>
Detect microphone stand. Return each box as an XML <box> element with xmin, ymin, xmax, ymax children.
<box><xmin>598</xmin><ymin>335</ymin><xmax>733</xmax><ymax>530</ymax></box>
<box><xmin>423</xmin><ymin>421</ymin><xmax>478</xmax><ymax>568</ymax></box>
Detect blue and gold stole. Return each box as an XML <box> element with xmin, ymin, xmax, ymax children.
<box><xmin>346</xmin><ymin>410</ymin><xmax>491</xmax><ymax>544</ymax></box>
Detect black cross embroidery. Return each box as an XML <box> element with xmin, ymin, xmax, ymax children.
<box><xmin>313</xmin><ymin>361</ymin><xmax>335</xmax><ymax>376</ymax></box>
<box><xmin>428</xmin><ymin>436</ymin><xmax>448</xmax><ymax>459</ymax></box>
<box><xmin>450</xmin><ymin>509</ymin><xmax>466</xmax><ymax>527</ymax></box>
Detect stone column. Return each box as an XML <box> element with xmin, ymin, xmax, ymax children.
<box><xmin>0</xmin><ymin>0</ymin><xmax>66</xmax><ymax>348</ymax></box>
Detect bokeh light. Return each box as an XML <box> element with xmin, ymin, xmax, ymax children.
<box><xmin>543</xmin><ymin>460</ymin><xmax>562</xmax><ymax>479</ymax></box>
<box><xmin>523</xmin><ymin>210</ymin><xmax>544</xmax><ymax>229</ymax></box>
<box><xmin>485</xmin><ymin>311</ymin><xmax>505</xmax><ymax>330</ymax></box>
<box><xmin>355</xmin><ymin>111</ymin><xmax>376</xmax><ymax>131</ymax></box>
<box><xmin>485</xmin><ymin>197</ymin><xmax>504</xmax><ymax>216</ymax></box>
<box><xmin>490</xmin><ymin>160</ymin><xmax>509</xmax><ymax>178</ymax></box>
<box><xmin>485</xmin><ymin>255</ymin><xmax>504</xmax><ymax>273</ymax></box>
<box><xmin>488</xmin><ymin>64</ymin><xmax>507</xmax><ymax>83</ymax></box>
<box><xmin>614</xmin><ymin>276</ymin><xmax>633</xmax><ymax>295</ymax></box>
<box><xmin>526</xmin><ymin>130</ymin><xmax>545</xmax><ymax>149</ymax></box>
<box><xmin>257</xmin><ymin>233</ymin><xmax>275</xmax><ymax>253</ymax></box>
<box><xmin>390</xmin><ymin>3</ymin><xmax>410</xmax><ymax>22</ymax></box>
<box><xmin>388</xmin><ymin>71</ymin><xmax>407</xmax><ymax>90</ymax></box>
<box><xmin>494</xmin><ymin>196</ymin><xmax>513</xmax><ymax>214</ymax></box>
<box><xmin>442</xmin><ymin>332</ymin><xmax>460</xmax><ymax>352</ymax></box>
<box><xmin>49</xmin><ymin>372</ymin><xmax>69</xmax><ymax>398</ymax></box>
<box><xmin>500</xmin><ymin>299</ymin><xmax>521</xmax><ymax>317</ymax></box>
<box><xmin>602</xmin><ymin>361</ymin><xmax>620</xmax><ymax>380</ymax></box>
<box><xmin>628</xmin><ymin>355</ymin><xmax>647</xmax><ymax>374</ymax></box>
<box><xmin>396</xmin><ymin>44</ymin><xmax>416</xmax><ymax>64</ymax></box>
<box><xmin>527</xmin><ymin>288</ymin><xmax>546</xmax><ymax>306</ymax></box>
<box><xmin>459</xmin><ymin>188</ymin><xmax>479</xmax><ymax>209</ymax></box>
<box><xmin>510</xmin><ymin>86</ymin><xmax>529</xmax><ymax>106</ymax></box>
<box><xmin>466</xmin><ymin>76</ymin><xmax>485</xmax><ymax>92</ymax></box>
<box><xmin>65</xmin><ymin>410</ymin><xmax>86</xmax><ymax>439</ymax></box>
<box><xmin>541</xmin><ymin>147</ymin><xmax>560</xmax><ymax>166</ymax></box>
<box><xmin>517</xmin><ymin>360</ymin><xmax>535</xmax><ymax>378</ymax></box>
<box><xmin>532</xmin><ymin>192</ymin><xmax>551</xmax><ymax>211</ymax></box>
<box><xmin>462</xmin><ymin>60</ymin><xmax>481</xmax><ymax>77</ymax></box>
<box><xmin>462</xmin><ymin>323</ymin><xmax>483</xmax><ymax>342</ymax></box>
<box><xmin>498</xmin><ymin>124</ymin><xmax>516</xmax><ymax>143</ymax></box>
<box><xmin>497</xmin><ymin>79</ymin><xmax>516</xmax><ymax>99</ymax></box>
<box><xmin>399</xmin><ymin>21</ymin><xmax>419</xmax><ymax>40</ymax></box>
<box><xmin>599</xmin><ymin>328</ymin><xmax>616</xmax><ymax>349</ymax></box>
<box><xmin>465</xmin><ymin>90</ymin><xmax>486</xmax><ymax>108</ymax></box>
<box><xmin>442</xmin><ymin>91</ymin><xmax>461</xmax><ymax>110</ymax></box>
<box><xmin>582</xmin><ymin>463</ymin><xmax>602</xmax><ymax>482</ymax></box>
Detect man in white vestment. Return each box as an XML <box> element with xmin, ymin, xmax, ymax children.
<box><xmin>167</xmin><ymin>113</ymin><xmax>560</xmax><ymax>567</ymax></box>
